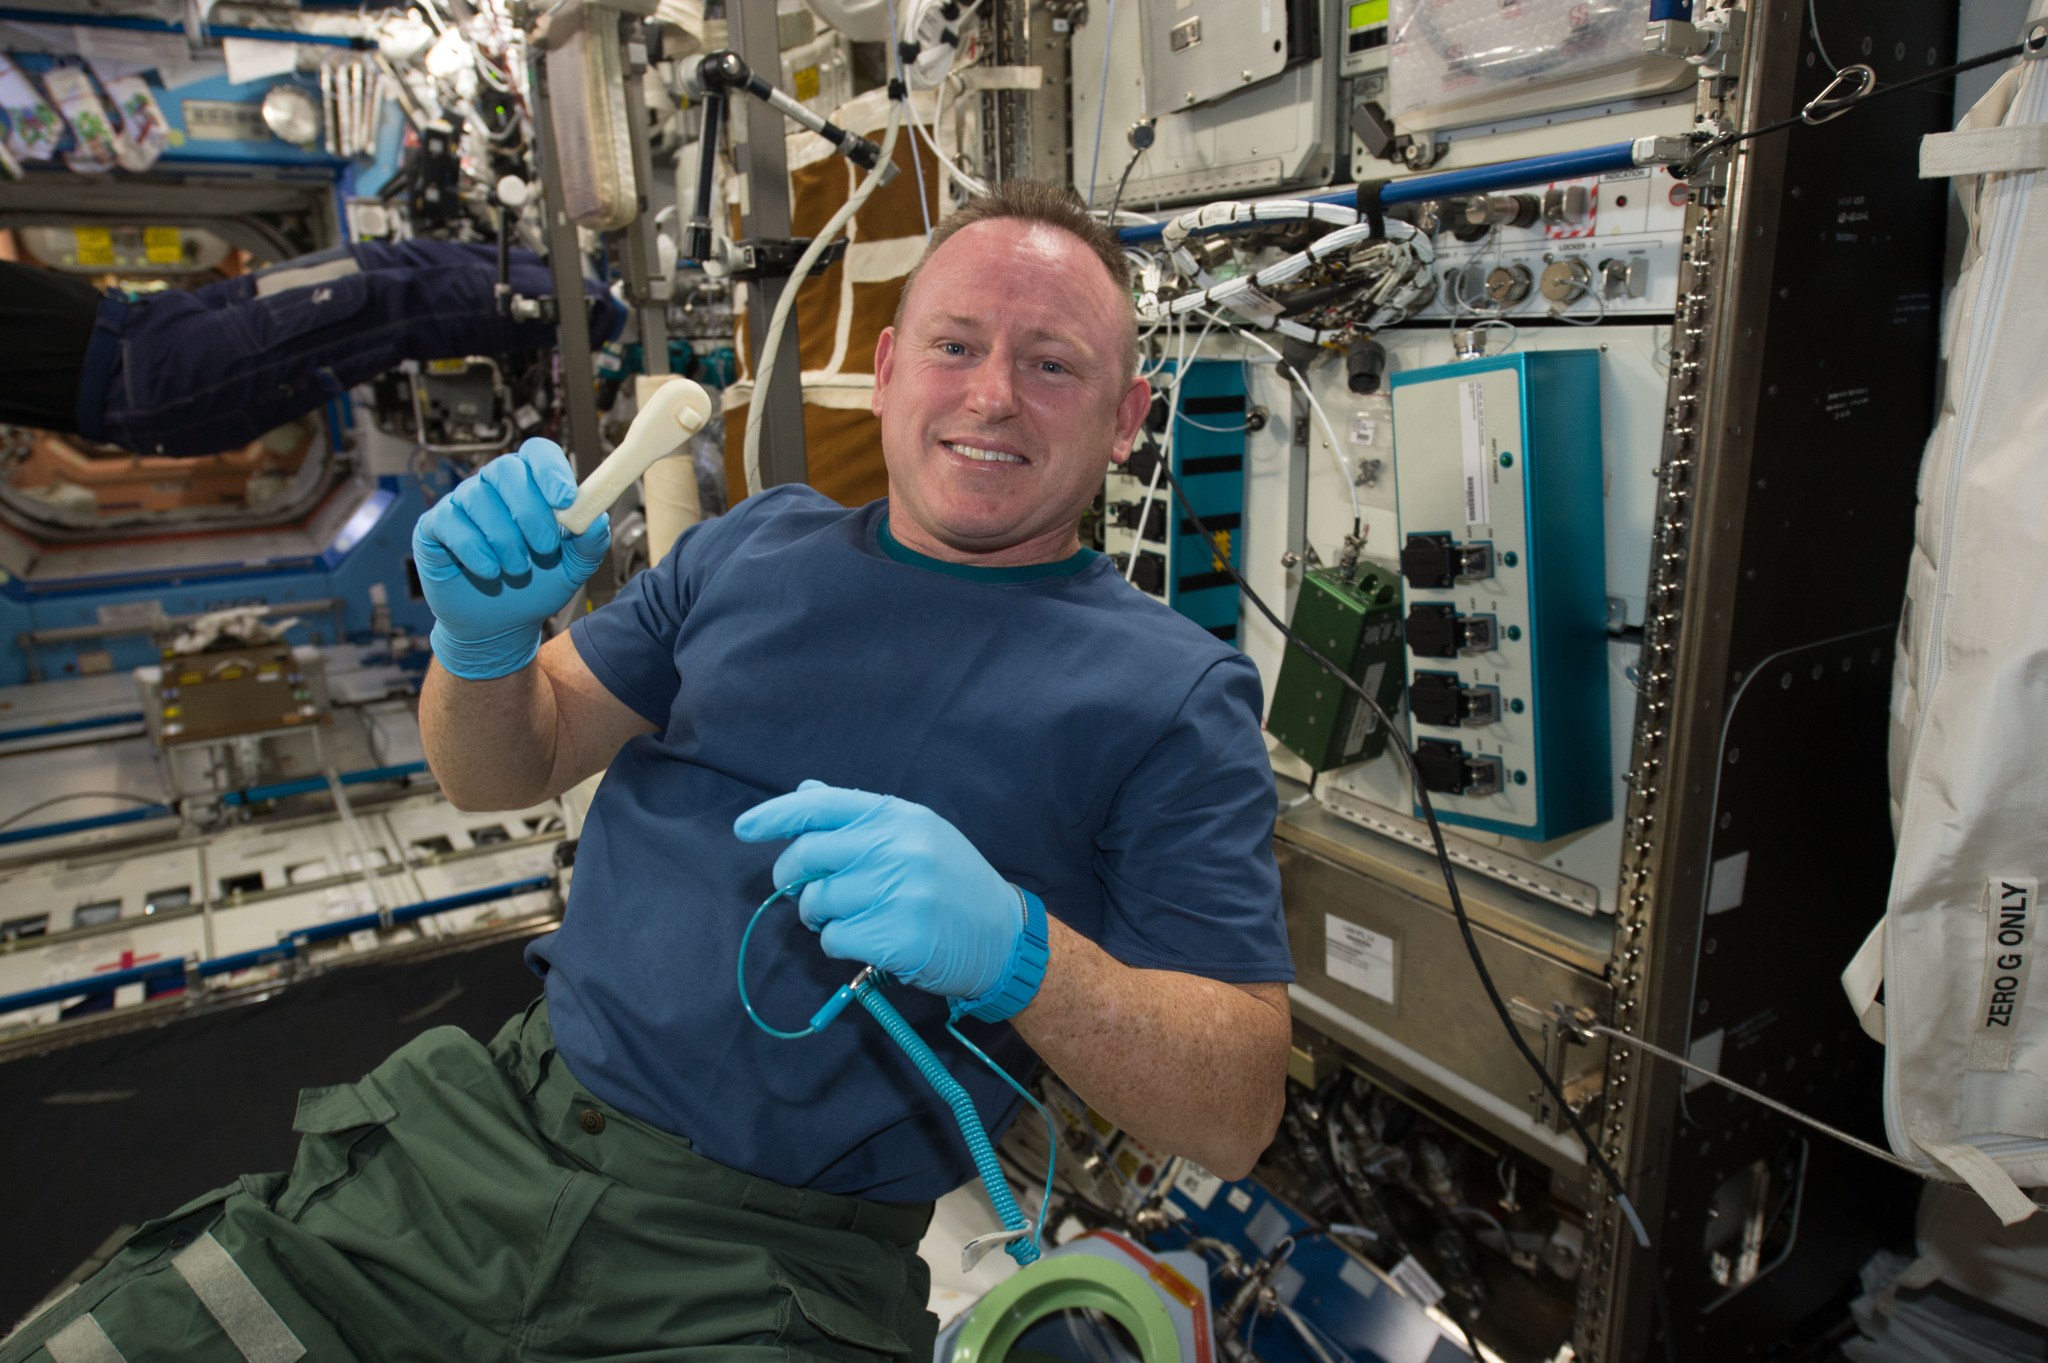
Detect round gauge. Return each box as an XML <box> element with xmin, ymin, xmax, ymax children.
<box><xmin>260</xmin><ymin>84</ymin><xmax>322</xmax><ymax>148</ymax></box>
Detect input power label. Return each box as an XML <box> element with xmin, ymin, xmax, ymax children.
<box><xmin>1325</xmin><ymin>915</ymin><xmax>1396</xmax><ymax>1005</ymax></box>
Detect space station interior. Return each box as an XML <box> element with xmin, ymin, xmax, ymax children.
<box><xmin>2</xmin><ymin>0</ymin><xmax>2046</xmax><ymax>1359</ymax></box>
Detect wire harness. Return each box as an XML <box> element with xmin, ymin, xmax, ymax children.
<box><xmin>737</xmin><ymin>881</ymin><xmax>1058</xmax><ymax>1269</ymax></box>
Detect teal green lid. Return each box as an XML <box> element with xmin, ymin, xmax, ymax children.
<box><xmin>944</xmin><ymin>1255</ymin><xmax>1182</xmax><ymax>1362</ymax></box>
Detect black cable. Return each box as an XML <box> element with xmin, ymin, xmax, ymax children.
<box><xmin>1106</xmin><ymin>145</ymin><xmax>1145</xmax><ymax>223</ymax></box>
<box><xmin>1682</xmin><ymin>35</ymin><xmax>2037</xmax><ymax>178</ymax></box>
<box><xmin>1157</xmin><ymin>464</ymin><xmax>1679</xmax><ymax>1359</ymax></box>
<box><xmin>0</xmin><ymin>790</ymin><xmax>167</xmax><ymax>833</ymax></box>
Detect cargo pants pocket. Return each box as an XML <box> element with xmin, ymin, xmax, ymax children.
<box><xmin>273</xmin><ymin>1081</ymin><xmax>397</xmax><ymax>1222</ymax></box>
<box><xmin>774</xmin><ymin>1276</ymin><xmax>912</xmax><ymax>1362</ymax></box>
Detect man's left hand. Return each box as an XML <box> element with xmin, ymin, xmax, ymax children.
<box><xmin>733</xmin><ymin>782</ymin><xmax>1025</xmax><ymax>1004</ymax></box>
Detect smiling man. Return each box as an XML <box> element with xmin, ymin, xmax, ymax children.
<box><xmin>2</xmin><ymin>183</ymin><xmax>1292</xmax><ymax>1363</ymax></box>
<box><xmin>868</xmin><ymin>191</ymin><xmax>1148</xmax><ymax>563</ymax></box>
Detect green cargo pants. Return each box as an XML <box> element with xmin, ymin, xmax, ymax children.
<box><xmin>2</xmin><ymin>998</ymin><xmax>938</xmax><ymax>1362</ymax></box>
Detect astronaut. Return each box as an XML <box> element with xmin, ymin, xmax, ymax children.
<box><xmin>0</xmin><ymin>182</ymin><xmax>1291</xmax><ymax>1363</ymax></box>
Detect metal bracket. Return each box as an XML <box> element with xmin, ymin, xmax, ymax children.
<box><xmin>1642</xmin><ymin>20</ymin><xmax>1713</xmax><ymax>62</ymax></box>
<box><xmin>506</xmin><ymin>294</ymin><xmax>559</xmax><ymax>324</ymax></box>
<box><xmin>1674</xmin><ymin>119</ymin><xmax>1734</xmax><ymax>192</ymax></box>
<box><xmin>1552</xmin><ymin>1000</ymin><xmax>1600</xmax><ymax>1045</ymax></box>
<box><xmin>1349</xmin><ymin>99</ymin><xmax>1445</xmax><ymax>170</ymax></box>
<box><xmin>1630</xmin><ymin>133</ymin><xmax>1695</xmax><ymax>167</ymax></box>
<box><xmin>1644</xmin><ymin>7</ymin><xmax>1745</xmax><ymax>75</ymax></box>
<box><xmin>1698</xmin><ymin>4</ymin><xmax>1747</xmax><ymax>78</ymax></box>
<box><xmin>1508</xmin><ymin>997</ymin><xmax>1572</xmax><ymax>1130</ymax></box>
<box><xmin>2025</xmin><ymin>19</ymin><xmax>2048</xmax><ymax>59</ymax></box>
<box><xmin>729</xmin><ymin>236</ymin><xmax>849</xmax><ymax>282</ymax></box>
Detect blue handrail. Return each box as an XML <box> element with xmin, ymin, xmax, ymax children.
<box><xmin>0</xmin><ymin>7</ymin><xmax>371</xmax><ymax>49</ymax></box>
<box><xmin>0</xmin><ymin>875</ymin><xmax>557</xmax><ymax>1019</ymax></box>
<box><xmin>0</xmin><ymin>804</ymin><xmax>176</xmax><ymax>849</ymax></box>
<box><xmin>0</xmin><ymin>763</ymin><xmax>430</xmax><ymax>849</ymax></box>
<box><xmin>0</xmin><ymin>712</ymin><xmax>146</xmax><ymax>745</ymax></box>
<box><xmin>222</xmin><ymin>763</ymin><xmax>430</xmax><ymax>807</ymax></box>
<box><xmin>1115</xmin><ymin>141</ymin><xmax>1649</xmax><ymax>245</ymax></box>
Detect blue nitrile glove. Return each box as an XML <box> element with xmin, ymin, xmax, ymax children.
<box><xmin>733</xmin><ymin>781</ymin><xmax>1049</xmax><ymax>1021</ymax></box>
<box><xmin>411</xmin><ymin>438</ymin><xmax>610</xmax><ymax>680</ymax></box>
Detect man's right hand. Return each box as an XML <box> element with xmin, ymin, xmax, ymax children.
<box><xmin>412</xmin><ymin>438</ymin><xmax>611</xmax><ymax>680</ymax></box>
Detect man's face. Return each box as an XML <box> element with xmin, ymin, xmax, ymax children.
<box><xmin>872</xmin><ymin>219</ymin><xmax>1151</xmax><ymax>565</ymax></box>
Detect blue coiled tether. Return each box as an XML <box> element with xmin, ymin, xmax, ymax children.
<box><xmin>737</xmin><ymin>880</ymin><xmax>1055</xmax><ymax>1269</ymax></box>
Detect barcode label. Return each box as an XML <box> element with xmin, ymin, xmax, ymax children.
<box><xmin>1458</xmin><ymin>378</ymin><xmax>1491</xmax><ymax>526</ymax></box>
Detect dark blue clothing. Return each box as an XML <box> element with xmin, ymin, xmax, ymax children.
<box><xmin>0</xmin><ymin>261</ymin><xmax>99</xmax><ymax>431</ymax></box>
<box><xmin>75</xmin><ymin>240</ymin><xmax>621</xmax><ymax>457</ymax></box>
<box><xmin>535</xmin><ymin>486</ymin><xmax>1291</xmax><ymax>1201</ymax></box>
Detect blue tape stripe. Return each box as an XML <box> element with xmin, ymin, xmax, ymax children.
<box><xmin>0</xmin><ymin>876</ymin><xmax>556</xmax><ymax>1018</ymax></box>
<box><xmin>221</xmin><ymin>763</ymin><xmax>428</xmax><ymax>807</ymax></box>
<box><xmin>0</xmin><ymin>805</ymin><xmax>174</xmax><ymax>848</ymax></box>
<box><xmin>0</xmin><ymin>712</ymin><xmax>146</xmax><ymax>744</ymax></box>
<box><xmin>0</xmin><ymin>7</ymin><xmax>369</xmax><ymax>47</ymax></box>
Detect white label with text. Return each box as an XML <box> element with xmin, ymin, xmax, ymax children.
<box><xmin>1970</xmin><ymin>877</ymin><xmax>2037</xmax><ymax>1071</ymax></box>
<box><xmin>1325</xmin><ymin>916</ymin><xmax>1396</xmax><ymax>1005</ymax></box>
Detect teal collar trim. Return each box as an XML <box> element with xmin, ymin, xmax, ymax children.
<box><xmin>877</xmin><ymin>513</ymin><xmax>1098</xmax><ymax>582</ymax></box>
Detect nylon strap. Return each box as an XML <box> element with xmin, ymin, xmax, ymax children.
<box><xmin>171</xmin><ymin>1232</ymin><xmax>306</xmax><ymax>1363</ymax></box>
<box><xmin>1921</xmin><ymin>123</ymin><xmax>2048</xmax><ymax>177</ymax></box>
<box><xmin>1911</xmin><ymin>1123</ymin><xmax>2043</xmax><ymax>1227</ymax></box>
<box><xmin>1840</xmin><ymin>919</ymin><xmax>1887</xmax><ymax>1043</ymax></box>
<box><xmin>43</xmin><ymin>1314</ymin><xmax>126</xmax><ymax>1363</ymax></box>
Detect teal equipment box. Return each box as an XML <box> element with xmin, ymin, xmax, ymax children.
<box><xmin>1389</xmin><ymin>351</ymin><xmax>1611</xmax><ymax>841</ymax></box>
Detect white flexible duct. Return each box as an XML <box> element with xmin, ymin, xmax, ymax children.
<box><xmin>742</xmin><ymin>96</ymin><xmax>905</xmax><ymax>497</ymax></box>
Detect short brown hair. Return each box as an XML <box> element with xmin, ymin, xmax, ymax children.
<box><xmin>893</xmin><ymin>180</ymin><xmax>1139</xmax><ymax>376</ymax></box>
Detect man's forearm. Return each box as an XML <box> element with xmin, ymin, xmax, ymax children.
<box><xmin>1012</xmin><ymin>917</ymin><xmax>1291</xmax><ymax>1180</ymax></box>
<box><xmin>420</xmin><ymin>657</ymin><xmax>559</xmax><ymax>810</ymax></box>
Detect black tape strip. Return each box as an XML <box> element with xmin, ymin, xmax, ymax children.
<box><xmin>1356</xmin><ymin>179</ymin><xmax>1389</xmax><ymax>241</ymax></box>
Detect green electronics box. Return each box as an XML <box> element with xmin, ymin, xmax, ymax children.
<box><xmin>1267</xmin><ymin>565</ymin><xmax>1406</xmax><ymax>773</ymax></box>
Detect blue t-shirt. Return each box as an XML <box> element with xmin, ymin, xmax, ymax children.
<box><xmin>531</xmin><ymin>485</ymin><xmax>1290</xmax><ymax>1201</ymax></box>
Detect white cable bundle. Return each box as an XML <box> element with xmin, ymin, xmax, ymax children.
<box><xmin>1136</xmin><ymin>202</ymin><xmax>1436</xmax><ymax>344</ymax></box>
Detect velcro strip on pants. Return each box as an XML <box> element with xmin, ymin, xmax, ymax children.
<box><xmin>43</xmin><ymin>1314</ymin><xmax>126</xmax><ymax>1363</ymax></box>
<box><xmin>170</xmin><ymin>1233</ymin><xmax>305</xmax><ymax>1363</ymax></box>
<box><xmin>252</xmin><ymin>255</ymin><xmax>361</xmax><ymax>299</ymax></box>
